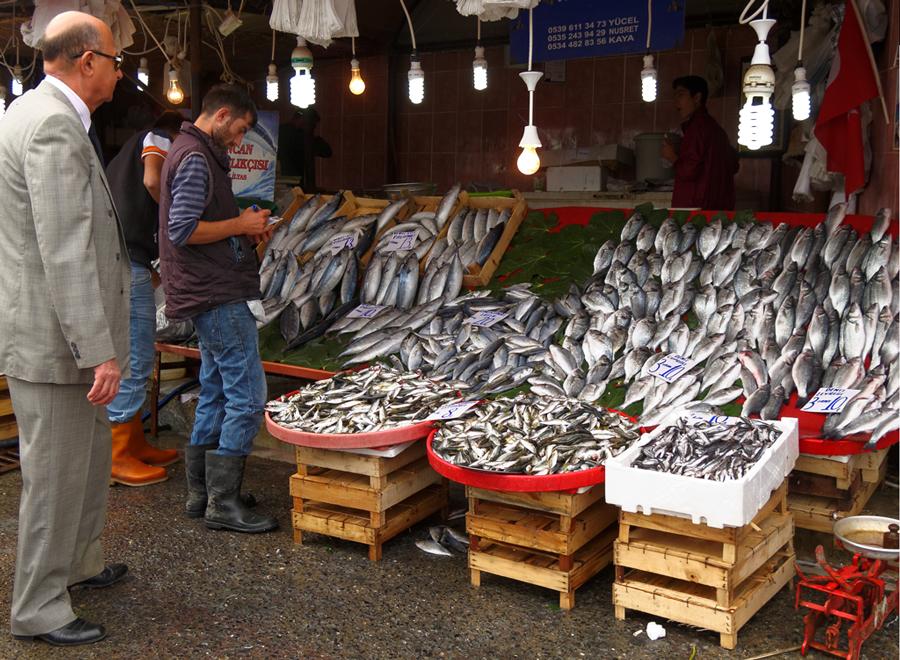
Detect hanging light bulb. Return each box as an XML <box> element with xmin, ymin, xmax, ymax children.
<box><xmin>137</xmin><ymin>57</ymin><xmax>149</xmax><ymax>87</ymax></box>
<box><xmin>640</xmin><ymin>54</ymin><xmax>657</xmax><ymax>102</ymax></box>
<box><xmin>349</xmin><ymin>58</ymin><xmax>365</xmax><ymax>95</ymax></box>
<box><xmin>266</xmin><ymin>64</ymin><xmax>279</xmax><ymax>102</ymax></box>
<box><xmin>737</xmin><ymin>16</ymin><xmax>775</xmax><ymax>150</ymax></box>
<box><xmin>473</xmin><ymin>46</ymin><xmax>487</xmax><ymax>91</ymax></box>
<box><xmin>0</xmin><ymin>86</ymin><xmax>6</xmax><ymax>118</ymax></box>
<box><xmin>517</xmin><ymin>70</ymin><xmax>543</xmax><ymax>175</ymax></box>
<box><xmin>11</xmin><ymin>65</ymin><xmax>23</xmax><ymax>96</ymax></box>
<box><xmin>166</xmin><ymin>66</ymin><xmax>184</xmax><ymax>105</ymax></box>
<box><xmin>290</xmin><ymin>37</ymin><xmax>315</xmax><ymax>108</ymax></box>
<box><xmin>408</xmin><ymin>55</ymin><xmax>424</xmax><ymax>104</ymax></box>
<box><xmin>791</xmin><ymin>65</ymin><xmax>810</xmax><ymax>121</ymax></box>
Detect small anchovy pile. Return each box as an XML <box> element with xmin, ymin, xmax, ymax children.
<box><xmin>431</xmin><ymin>393</ymin><xmax>640</xmax><ymax>475</ymax></box>
<box><xmin>265</xmin><ymin>365</ymin><xmax>467</xmax><ymax>434</ymax></box>
<box><xmin>634</xmin><ymin>417</ymin><xmax>780</xmax><ymax>481</ymax></box>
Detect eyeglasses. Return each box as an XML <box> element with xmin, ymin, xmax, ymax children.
<box><xmin>71</xmin><ymin>50</ymin><xmax>123</xmax><ymax>70</ymax></box>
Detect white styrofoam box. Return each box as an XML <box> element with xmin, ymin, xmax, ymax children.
<box><xmin>546</xmin><ymin>166</ymin><xmax>606</xmax><ymax>192</ymax></box>
<box><xmin>605</xmin><ymin>411</ymin><xmax>799</xmax><ymax>528</ymax></box>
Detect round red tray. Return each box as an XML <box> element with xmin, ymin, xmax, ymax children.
<box><xmin>425</xmin><ymin>408</ymin><xmax>638</xmax><ymax>493</ymax></box>
<box><xmin>265</xmin><ymin>412</ymin><xmax>434</xmax><ymax>449</ymax></box>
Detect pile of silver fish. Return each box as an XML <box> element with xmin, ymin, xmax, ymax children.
<box><xmin>361</xmin><ymin>184</ymin><xmax>463</xmax><ymax>309</ymax></box>
<box><xmin>265</xmin><ymin>365</ymin><xmax>467</xmax><ymax>434</ymax></box>
<box><xmin>431</xmin><ymin>393</ymin><xmax>639</xmax><ymax>474</ymax></box>
<box><xmin>415</xmin><ymin>525</ymin><xmax>470</xmax><ymax>557</ymax></box>
<box><xmin>633</xmin><ymin>416</ymin><xmax>781</xmax><ymax>481</ymax></box>
<box><xmin>422</xmin><ymin>204</ymin><xmax>510</xmax><ymax>281</ymax></box>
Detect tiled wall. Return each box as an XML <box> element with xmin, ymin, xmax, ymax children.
<box><xmin>312</xmin><ymin>17</ymin><xmax>896</xmax><ymax>215</ymax></box>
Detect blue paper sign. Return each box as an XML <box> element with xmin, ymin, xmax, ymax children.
<box><xmin>510</xmin><ymin>0</ymin><xmax>686</xmax><ymax>63</ymax></box>
<box><xmin>229</xmin><ymin>110</ymin><xmax>279</xmax><ymax>202</ymax></box>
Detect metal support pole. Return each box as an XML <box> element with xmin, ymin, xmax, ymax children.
<box><xmin>190</xmin><ymin>2</ymin><xmax>202</xmax><ymax>119</ymax></box>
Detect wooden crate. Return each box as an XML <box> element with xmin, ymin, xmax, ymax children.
<box><xmin>466</xmin><ymin>485</ymin><xmax>617</xmax><ymax>610</ymax></box>
<box><xmin>0</xmin><ymin>375</ymin><xmax>18</xmax><ymax>443</ymax></box>
<box><xmin>291</xmin><ymin>442</ymin><xmax>448</xmax><ymax>561</ymax></box>
<box><xmin>789</xmin><ymin>450</ymin><xmax>889</xmax><ymax>533</ymax></box>
<box><xmin>613</xmin><ymin>483</ymin><xmax>795</xmax><ymax>649</ymax></box>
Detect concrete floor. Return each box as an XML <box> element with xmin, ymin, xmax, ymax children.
<box><xmin>0</xmin><ymin>431</ymin><xmax>897</xmax><ymax>660</ymax></box>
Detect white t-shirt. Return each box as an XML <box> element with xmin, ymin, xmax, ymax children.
<box><xmin>141</xmin><ymin>131</ymin><xmax>172</xmax><ymax>160</ymax></box>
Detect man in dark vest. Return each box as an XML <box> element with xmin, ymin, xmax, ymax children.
<box><xmin>105</xmin><ymin>110</ymin><xmax>183</xmax><ymax>487</ymax></box>
<box><xmin>158</xmin><ymin>84</ymin><xmax>278</xmax><ymax>534</ymax></box>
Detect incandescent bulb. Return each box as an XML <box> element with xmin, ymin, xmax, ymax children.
<box><xmin>11</xmin><ymin>65</ymin><xmax>23</xmax><ymax>96</ymax></box>
<box><xmin>640</xmin><ymin>55</ymin><xmax>657</xmax><ymax>102</ymax></box>
<box><xmin>473</xmin><ymin>46</ymin><xmax>487</xmax><ymax>91</ymax></box>
<box><xmin>266</xmin><ymin>63</ymin><xmax>279</xmax><ymax>102</ymax></box>
<box><xmin>349</xmin><ymin>58</ymin><xmax>365</xmax><ymax>95</ymax></box>
<box><xmin>166</xmin><ymin>68</ymin><xmax>184</xmax><ymax>105</ymax></box>
<box><xmin>517</xmin><ymin>147</ymin><xmax>540</xmax><ymax>175</ymax></box>
<box><xmin>408</xmin><ymin>58</ymin><xmax>424</xmax><ymax>104</ymax></box>
<box><xmin>791</xmin><ymin>66</ymin><xmax>810</xmax><ymax>121</ymax></box>
<box><xmin>137</xmin><ymin>57</ymin><xmax>149</xmax><ymax>87</ymax></box>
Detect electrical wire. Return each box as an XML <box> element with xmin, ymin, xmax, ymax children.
<box><xmin>271</xmin><ymin>29</ymin><xmax>277</xmax><ymax>61</ymax></box>
<box><xmin>476</xmin><ymin>16</ymin><xmax>481</xmax><ymax>43</ymax></box>
<box><xmin>646</xmin><ymin>0</ymin><xmax>652</xmax><ymax>50</ymax></box>
<box><xmin>738</xmin><ymin>0</ymin><xmax>769</xmax><ymax>25</ymax></box>
<box><xmin>527</xmin><ymin>6</ymin><xmax>532</xmax><ymax>72</ymax></box>
<box><xmin>128</xmin><ymin>0</ymin><xmax>174</xmax><ymax>65</ymax></box>
<box><xmin>399</xmin><ymin>0</ymin><xmax>416</xmax><ymax>52</ymax></box>
<box><xmin>797</xmin><ymin>0</ymin><xmax>807</xmax><ymax>62</ymax></box>
<box><xmin>351</xmin><ymin>35</ymin><xmax>356</xmax><ymax>57</ymax></box>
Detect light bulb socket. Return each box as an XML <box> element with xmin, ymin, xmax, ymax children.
<box><xmin>749</xmin><ymin>18</ymin><xmax>776</xmax><ymax>45</ymax></box>
<box><xmin>474</xmin><ymin>46</ymin><xmax>485</xmax><ymax>61</ymax></box>
<box><xmin>742</xmin><ymin>63</ymin><xmax>775</xmax><ymax>96</ymax></box>
<box><xmin>793</xmin><ymin>66</ymin><xmax>808</xmax><ymax>84</ymax></box>
<box><xmin>351</xmin><ymin>58</ymin><xmax>360</xmax><ymax>70</ymax></box>
<box><xmin>292</xmin><ymin>37</ymin><xmax>313</xmax><ymax>71</ymax></box>
<box><xmin>267</xmin><ymin>63</ymin><xmax>278</xmax><ymax>79</ymax></box>
<box><xmin>409</xmin><ymin>59</ymin><xmax>424</xmax><ymax>78</ymax></box>
<box><xmin>519</xmin><ymin>70</ymin><xmax>543</xmax><ymax>91</ymax></box>
<box><xmin>12</xmin><ymin>64</ymin><xmax>22</xmax><ymax>82</ymax></box>
<box><xmin>641</xmin><ymin>54</ymin><xmax>655</xmax><ymax>71</ymax></box>
<box><xmin>518</xmin><ymin>124</ymin><xmax>541</xmax><ymax>149</ymax></box>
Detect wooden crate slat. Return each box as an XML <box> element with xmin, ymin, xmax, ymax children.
<box><xmin>295</xmin><ymin>441</ymin><xmax>425</xmax><ymax>477</ymax></box>
<box><xmin>0</xmin><ymin>375</ymin><xmax>7</xmax><ymax>391</ymax></box>
<box><xmin>790</xmin><ymin>459</ymin><xmax>887</xmax><ymax>532</ymax></box>
<box><xmin>469</xmin><ymin>499</ymin><xmax>617</xmax><ymax>556</ymax></box>
<box><xmin>0</xmin><ymin>398</ymin><xmax>13</xmax><ymax>417</ymax></box>
<box><xmin>465</xmin><ymin>484</ymin><xmax>604</xmax><ymax>517</ymax></box>
<box><xmin>613</xmin><ymin>548</ymin><xmax>794</xmax><ymax>650</ymax></box>
<box><xmin>0</xmin><ymin>417</ymin><xmax>18</xmax><ymax>441</ymax></box>
<box><xmin>615</xmin><ymin>512</ymin><xmax>793</xmax><ymax>594</ymax></box>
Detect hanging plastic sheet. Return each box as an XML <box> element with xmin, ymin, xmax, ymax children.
<box><xmin>21</xmin><ymin>0</ymin><xmax>136</xmax><ymax>52</ymax></box>
<box><xmin>269</xmin><ymin>0</ymin><xmax>357</xmax><ymax>44</ymax></box>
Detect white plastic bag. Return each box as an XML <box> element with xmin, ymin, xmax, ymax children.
<box><xmin>297</xmin><ymin>0</ymin><xmax>342</xmax><ymax>47</ymax></box>
<box><xmin>456</xmin><ymin>0</ymin><xmax>518</xmax><ymax>21</ymax></box>
<box><xmin>270</xmin><ymin>0</ymin><xmax>303</xmax><ymax>35</ymax></box>
<box><xmin>21</xmin><ymin>0</ymin><xmax>135</xmax><ymax>52</ymax></box>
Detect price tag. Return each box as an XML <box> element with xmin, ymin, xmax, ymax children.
<box><xmin>685</xmin><ymin>412</ymin><xmax>740</xmax><ymax>426</ymax></box>
<box><xmin>329</xmin><ymin>232</ymin><xmax>358</xmax><ymax>255</ymax></box>
<box><xmin>801</xmin><ymin>388</ymin><xmax>860</xmax><ymax>414</ymax></box>
<box><xmin>347</xmin><ymin>304</ymin><xmax>385</xmax><ymax>319</ymax></box>
<box><xmin>382</xmin><ymin>230</ymin><xmax>417</xmax><ymax>253</ymax></box>
<box><xmin>465</xmin><ymin>310</ymin><xmax>508</xmax><ymax>328</ymax></box>
<box><xmin>649</xmin><ymin>354</ymin><xmax>695</xmax><ymax>383</ymax></box>
<box><xmin>426</xmin><ymin>400</ymin><xmax>480</xmax><ymax>421</ymax></box>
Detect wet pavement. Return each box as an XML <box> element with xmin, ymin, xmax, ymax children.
<box><xmin>0</xmin><ymin>433</ymin><xmax>897</xmax><ymax>660</ymax></box>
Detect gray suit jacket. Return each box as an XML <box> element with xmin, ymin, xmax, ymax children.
<box><xmin>0</xmin><ymin>81</ymin><xmax>130</xmax><ymax>384</ymax></box>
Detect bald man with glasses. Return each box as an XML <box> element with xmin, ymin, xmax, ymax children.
<box><xmin>0</xmin><ymin>11</ymin><xmax>130</xmax><ymax>647</ymax></box>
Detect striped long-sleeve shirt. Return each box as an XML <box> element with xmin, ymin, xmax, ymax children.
<box><xmin>167</xmin><ymin>153</ymin><xmax>210</xmax><ymax>246</ymax></box>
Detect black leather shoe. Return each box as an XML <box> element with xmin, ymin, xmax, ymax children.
<box><xmin>70</xmin><ymin>563</ymin><xmax>128</xmax><ymax>589</ymax></box>
<box><xmin>13</xmin><ymin>618</ymin><xmax>107</xmax><ymax>646</ymax></box>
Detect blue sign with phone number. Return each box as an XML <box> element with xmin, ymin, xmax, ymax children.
<box><xmin>509</xmin><ymin>0</ymin><xmax>686</xmax><ymax>64</ymax></box>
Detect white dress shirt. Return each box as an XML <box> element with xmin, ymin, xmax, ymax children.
<box><xmin>44</xmin><ymin>75</ymin><xmax>91</xmax><ymax>133</ymax></box>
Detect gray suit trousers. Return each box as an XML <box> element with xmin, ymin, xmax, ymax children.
<box><xmin>7</xmin><ymin>377</ymin><xmax>111</xmax><ymax>636</ymax></box>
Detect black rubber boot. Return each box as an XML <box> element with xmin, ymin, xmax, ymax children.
<box><xmin>204</xmin><ymin>452</ymin><xmax>278</xmax><ymax>533</ymax></box>
<box><xmin>185</xmin><ymin>445</ymin><xmax>256</xmax><ymax>518</ymax></box>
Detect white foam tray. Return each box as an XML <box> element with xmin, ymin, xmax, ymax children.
<box><xmin>605</xmin><ymin>411</ymin><xmax>799</xmax><ymax>528</ymax></box>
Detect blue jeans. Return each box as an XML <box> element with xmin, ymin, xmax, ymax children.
<box><xmin>107</xmin><ymin>263</ymin><xmax>155</xmax><ymax>424</ymax></box>
<box><xmin>190</xmin><ymin>302</ymin><xmax>266</xmax><ymax>457</ymax></box>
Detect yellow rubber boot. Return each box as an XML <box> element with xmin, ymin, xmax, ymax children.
<box><xmin>126</xmin><ymin>415</ymin><xmax>179</xmax><ymax>467</ymax></box>
<box><xmin>110</xmin><ymin>420</ymin><xmax>168</xmax><ymax>487</ymax></box>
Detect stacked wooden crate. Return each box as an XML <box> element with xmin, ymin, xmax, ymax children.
<box><xmin>0</xmin><ymin>375</ymin><xmax>20</xmax><ymax>472</ymax></box>
<box><xmin>613</xmin><ymin>483</ymin><xmax>795</xmax><ymax>649</ymax></box>
<box><xmin>466</xmin><ymin>484</ymin><xmax>618</xmax><ymax>610</ymax></box>
<box><xmin>290</xmin><ymin>442</ymin><xmax>448</xmax><ymax>561</ymax></box>
<box><xmin>788</xmin><ymin>449</ymin><xmax>890</xmax><ymax>532</ymax></box>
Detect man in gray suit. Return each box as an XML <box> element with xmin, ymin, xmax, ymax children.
<box><xmin>0</xmin><ymin>12</ymin><xmax>130</xmax><ymax>647</ymax></box>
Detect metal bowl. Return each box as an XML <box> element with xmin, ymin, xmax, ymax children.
<box><xmin>833</xmin><ymin>515</ymin><xmax>900</xmax><ymax>561</ymax></box>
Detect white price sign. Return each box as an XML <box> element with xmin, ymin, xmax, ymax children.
<box><xmin>329</xmin><ymin>232</ymin><xmax>358</xmax><ymax>255</ymax></box>
<box><xmin>649</xmin><ymin>354</ymin><xmax>695</xmax><ymax>383</ymax></box>
<box><xmin>465</xmin><ymin>310</ymin><xmax>508</xmax><ymax>328</ymax></box>
<box><xmin>426</xmin><ymin>400</ymin><xmax>480</xmax><ymax>421</ymax></box>
<box><xmin>801</xmin><ymin>388</ymin><xmax>860</xmax><ymax>414</ymax></box>
<box><xmin>382</xmin><ymin>230</ymin><xmax>417</xmax><ymax>253</ymax></box>
<box><xmin>347</xmin><ymin>304</ymin><xmax>385</xmax><ymax>319</ymax></box>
